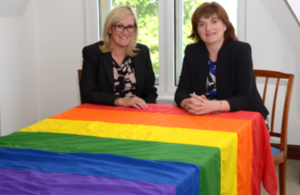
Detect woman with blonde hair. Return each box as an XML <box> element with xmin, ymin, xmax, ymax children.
<box><xmin>80</xmin><ymin>5</ymin><xmax>157</xmax><ymax>109</ymax></box>
<box><xmin>175</xmin><ymin>2</ymin><xmax>268</xmax><ymax>120</ymax></box>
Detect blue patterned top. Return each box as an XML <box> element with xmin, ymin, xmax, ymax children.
<box><xmin>206</xmin><ymin>58</ymin><xmax>217</xmax><ymax>100</ymax></box>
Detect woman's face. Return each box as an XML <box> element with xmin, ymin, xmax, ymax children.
<box><xmin>197</xmin><ymin>14</ymin><xmax>227</xmax><ymax>47</ymax></box>
<box><xmin>109</xmin><ymin>14</ymin><xmax>135</xmax><ymax>51</ymax></box>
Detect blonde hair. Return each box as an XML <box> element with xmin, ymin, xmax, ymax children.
<box><xmin>100</xmin><ymin>5</ymin><xmax>139</xmax><ymax>57</ymax></box>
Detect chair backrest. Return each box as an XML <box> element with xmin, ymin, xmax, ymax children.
<box><xmin>253</xmin><ymin>70</ymin><xmax>294</xmax><ymax>153</ymax></box>
<box><xmin>78</xmin><ymin>69</ymin><xmax>83</xmax><ymax>104</ymax></box>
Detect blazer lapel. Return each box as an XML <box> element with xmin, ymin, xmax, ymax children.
<box><xmin>102</xmin><ymin>52</ymin><xmax>114</xmax><ymax>90</ymax></box>
<box><xmin>132</xmin><ymin>52</ymin><xmax>143</xmax><ymax>95</ymax></box>
<box><xmin>215</xmin><ymin>42</ymin><xmax>227</xmax><ymax>97</ymax></box>
<box><xmin>195</xmin><ymin>43</ymin><xmax>208</xmax><ymax>94</ymax></box>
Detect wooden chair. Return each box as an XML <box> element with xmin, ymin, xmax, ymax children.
<box><xmin>253</xmin><ymin>70</ymin><xmax>294</xmax><ymax>195</ymax></box>
<box><xmin>78</xmin><ymin>69</ymin><xmax>83</xmax><ymax>104</ymax></box>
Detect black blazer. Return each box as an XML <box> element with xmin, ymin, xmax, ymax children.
<box><xmin>80</xmin><ymin>41</ymin><xmax>157</xmax><ymax>105</ymax></box>
<box><xmin>175</xmin><ymin>40</ymin><xmax>269</xmax><ymax>119</ymax></box>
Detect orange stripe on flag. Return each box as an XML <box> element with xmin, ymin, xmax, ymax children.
<box><xmin>51</xmin><ymin>107</ymin><xmax>252</xmax><ymax>195</ymax></box>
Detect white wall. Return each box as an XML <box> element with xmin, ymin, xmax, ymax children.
<box><xmin>246</xmin><ymin>0</ymin><xmax>300</xmax><ymax>145</ymax></box>
<box><xmin>34</xmin><ymin>0</ymin><xmax>85</xmax><ymax>119</ymax></box>
<box><xmin>0</xmin><ymin>0</ymin><xmax>39</xmax><ymax>136</ymax></box>
<box><xmin>0</xmin><ymin>0</ymin><xmax>84</xmax><ymax>136</ymax></box>
<box><xmin>0</xmin><ymin>0</ymin><xmax>299</xmax><ymax>145</ymax></box>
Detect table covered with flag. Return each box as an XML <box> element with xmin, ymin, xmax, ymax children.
<box><xmin>0</xmin><ymin>103</ymin><xmax>277</xmax><ymax>195</ymax></box>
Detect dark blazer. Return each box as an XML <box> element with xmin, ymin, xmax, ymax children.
<box><xmin>175</xmin><ymin>40</ymin><xmax>269</xmax><ymax>119</ymax></box>
<box><xmin>80</xmin><ymin>41</ymin><xmax>157</xmax><ymax>105</ymax></box>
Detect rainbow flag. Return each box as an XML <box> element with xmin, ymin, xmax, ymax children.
<box><xmin>0</xmin><ymin>104</ymin><xmax>277</xmax><ymax>195</ymax></box>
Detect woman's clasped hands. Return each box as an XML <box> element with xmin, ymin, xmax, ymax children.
<box><xmin>183</xmin><ymin>94</ymin><xmax>219</xmax><ymax>115</ymax></box>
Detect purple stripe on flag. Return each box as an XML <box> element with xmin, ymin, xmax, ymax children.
<box><xmin>0</xmin><ymin>168</ymin><xmax>176</xmax><ymax>195</ymax></box>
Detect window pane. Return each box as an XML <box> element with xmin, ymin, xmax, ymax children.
<box><xmin>175</xmin><ymin>0</ymin><xmax>238</xmax><ymax>86</ymax></box>
<box><xmin>99</xmin><ymin>0</ymin><xmax>159</xmax><ymax>85</ymax></box>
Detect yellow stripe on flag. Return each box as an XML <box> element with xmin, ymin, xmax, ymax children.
<box><xmin>20</xmin><ymin>118</ymin><xmax>238</xmax><ymax>195</ymax></box>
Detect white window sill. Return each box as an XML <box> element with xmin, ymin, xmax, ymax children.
<box><xmin>157</xmin><ymin>94</ymin><xmax>175</xmax><ymax>105</ymax></box>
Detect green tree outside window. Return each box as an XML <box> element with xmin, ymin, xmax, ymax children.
<box><xmin>112</xmin><ymin>0</ymin><xmax>203</xmax><ymax>77</ymax></box>
<box><xmin>113</xmin><ymin>0</ymin><xmax>159</xmax><ymax>76</ymax></box>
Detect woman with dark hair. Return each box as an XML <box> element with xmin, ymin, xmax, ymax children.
<box><xmin>175</xmin><ymin>2</ymin><xmax>268</xmax><ymax>120</ymax></box>
<box><xmin>80</xmin><ymin>6</ymin><xmax>157</xmax><ymax>109</ymax></box>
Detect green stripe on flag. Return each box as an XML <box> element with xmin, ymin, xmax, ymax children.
<box><xmin>0</xmin><ymin>131</ymin><xmax>221</xmax><ymax>195</ymax></box>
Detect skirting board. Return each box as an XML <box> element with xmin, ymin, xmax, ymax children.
<box><xmin>271</xmin><ymin>144</ymin><xmax>300</xmax><ymax>160</ymax></box>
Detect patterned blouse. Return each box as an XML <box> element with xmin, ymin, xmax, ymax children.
<box><xmin>205</xmin><ymin>58</ymin><xmax>217</xmax><ymax>100</ymax></box>
<box><xmin>112</xmin><ymin>57</ymin><xmax>136</xmax><ymax>98</ymax></box>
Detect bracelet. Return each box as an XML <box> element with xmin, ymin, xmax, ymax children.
<box><xmin>183</xmin><ymin>101</ymin><xmax>188</xmax><ymax>111</ymax></box>
<box><xmin>220</xmin><ymin>101</ymin><xmax>224</xmax><ymax>112</ymax></box>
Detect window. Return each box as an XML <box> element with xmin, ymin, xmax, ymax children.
<box><xmin>285</xmin><ymin>0</ymin><xmax>300</xmax><ymax>26</ymax></box>
<box><xmin>98</xmin><ymin>0</ymin><xmax>159</xmax><ymax>85</ymax></box>
<box><xmin>86</xmin><ymin>0</ymin><xmax>246</xmax><ymax>101</ymax></box>
<box><xmin>174</xmin><ymin>0</ymin><xmax>239</xmax><ymax>86</ymax></box>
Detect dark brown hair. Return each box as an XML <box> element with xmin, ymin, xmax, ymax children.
<box><xmin>189</xmin><ymin>2</ymin><xmax>238</xmax><ymax>43</ymax></box>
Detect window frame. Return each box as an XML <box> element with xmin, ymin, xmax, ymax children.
<box><xmin>83</xmin><ymin>0</ymin><xmax>247</xmax><ymax>103</ymax></box>
<box><xmin>83</xmin><ymin>0</ymin><xmax>100</xmax><ymax>46</ymax></box>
